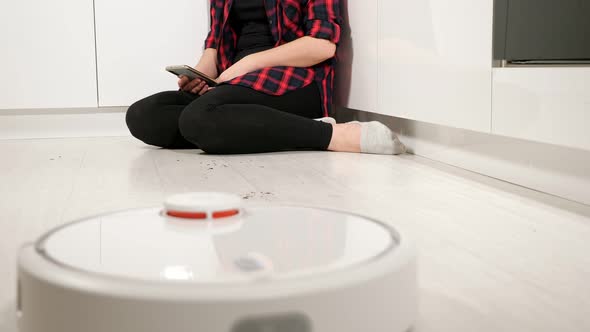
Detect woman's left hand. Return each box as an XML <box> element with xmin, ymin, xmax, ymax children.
<box><xmin>216</xmin><ymin>55</ymin><xmax>258</xmax><ymax>83</ymax></box>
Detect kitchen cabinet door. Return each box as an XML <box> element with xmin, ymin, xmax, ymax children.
<box><xmin>492</xmin><ymin>67</ymin><xmax>590</xmax><ymax>151</ymax></box>
<box><xmin>378</xmin><ymin>0</ymin><xmax>493</xmax><ymax>132</ymax></box>
<box><xmin>0</xmin><ymin>0</ymin><xmax>98</xmax><ymax>109</ymax></box>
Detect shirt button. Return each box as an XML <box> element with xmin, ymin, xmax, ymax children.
<box><xmin>269</xmin><ymin>19</ymin><xmax>273</xmax><ymax>25</ymax></box>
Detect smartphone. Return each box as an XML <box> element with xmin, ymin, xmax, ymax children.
<box><xmin>166</xmin><ymin>65</ymin><xmax>218</xmax><ymax>87</ymax></box>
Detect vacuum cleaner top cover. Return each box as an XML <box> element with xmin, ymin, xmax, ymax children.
<box><xmin>36</xmin><ymin>193</ymin><xmax>397</xmax><ymax>284</ymax></box>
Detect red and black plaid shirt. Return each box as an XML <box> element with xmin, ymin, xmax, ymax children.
<box><xmin>204</xmin><ymin>0</ymin><xmax>342</xmax><ymax>116</ymax></box>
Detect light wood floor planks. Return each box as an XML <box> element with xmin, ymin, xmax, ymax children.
<box><xmin>1</xmin><ymin>136</ymin><xmax>589</xmax><ymax>331</ymax></box>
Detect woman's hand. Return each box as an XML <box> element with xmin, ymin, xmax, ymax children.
<box><xmin>178</xmin><ymin>76</ymin><xmax>210</xmax><ymax>95</ymax></box>
<box><xmin>179</xmin><ymin>49</ymin><xmax>219</xmax><ymax>95</ymax></box>
<box><xmin>216</xmin><ymin>55</ymin><xmax>257</xmax><ymax>83</ymax></box>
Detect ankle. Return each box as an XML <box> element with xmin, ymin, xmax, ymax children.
<box><xmin>328</xmin><ymin>123</ymin><xmax>361</xmax><ymax>152</ymax></box>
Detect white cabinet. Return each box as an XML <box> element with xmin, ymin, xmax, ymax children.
<box><xmin>94</xmin><ymin>0</ymin><xmax>210</xmax><ymax>107</ymax></box>
<box><xmin>492</xmin><ymin>68</ymin><xmax>590</xmax><ymax>151</ymax></box>
<box><xmin>334</xmin><ymin>0</ymin><xmax>379</xmax><ymax>113</ymax></box>
<box><xmin>0</xmin><ymin>0</ymin><xmax>98</xmax><ymax>109</ymax></box>
<box><xmin>377</xmin><ymin>0</ymin><xmax>494</xmax><ymax>132</ymax></box>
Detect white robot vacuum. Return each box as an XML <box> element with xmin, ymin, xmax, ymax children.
<box><xmin>17</xmin><ymin>192</ymin><xmax>417</xmax><ymax>332</ymax></box>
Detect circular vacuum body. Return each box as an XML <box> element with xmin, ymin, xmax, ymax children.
<box><xmin>17</xmin><ymin>193</ymin><xmax>417</xmax><ymax>332</ymax></box>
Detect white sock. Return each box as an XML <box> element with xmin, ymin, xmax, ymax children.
<box><xmin>314</xmin><ymin>117</ymin><xmax>337</xmax><ymax>125</ymax></box>
<box><xmin>351</xmin><ymin>121</ymin><xmax>406</xmax><ymax>155</ymax></box>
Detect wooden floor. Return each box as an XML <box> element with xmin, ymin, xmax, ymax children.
<box><xmin>1</xmin><ymin>136</ymin><xmax>589</xmax><ymax>331</ymax></box>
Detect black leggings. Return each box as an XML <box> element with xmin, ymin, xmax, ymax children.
<box><xmin>125</xmin><ymin>84</ymin><xmax>333</xmax><ymax>154</ymax></box>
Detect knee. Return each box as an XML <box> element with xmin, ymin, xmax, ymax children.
<box><xmin>179</xmin><ymin>104</ymin><xmax>231</xmax><ymax>154</ymax></box>
<box><xmin>125</xmin><ymin>95</ymin><xmax>167</xmax><ymax>147</ymax></box>
<box><xmin>126</xmin><ymin>98</ymin><xmax>150</xmax><ymax>139</ymax></box>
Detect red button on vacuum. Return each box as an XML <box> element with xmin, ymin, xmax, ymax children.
<box><xmin>164</xmin><ymin>192</ymin><xmax>243</xmax><ymax>221</ymax></box>
<box><xmin>212</xmin><ymin>209</ymin><xmax>240</xmax><ymax>219</ymax></box>
<box><xmin>166</xmin><ymin>211</ymin><xmax>208</xmax><ymax>219</ymax></box>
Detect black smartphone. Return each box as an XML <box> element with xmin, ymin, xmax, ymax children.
<box><xmin>166</xmin><ymin>65</ymin><xmax>218</xmax><ymax>87</ymax></box>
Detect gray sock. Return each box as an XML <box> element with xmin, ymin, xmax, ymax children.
<box><xmin>353</xmin><ymin>121</ymin><xmax>406</xmax><ymax>155</ymax></box>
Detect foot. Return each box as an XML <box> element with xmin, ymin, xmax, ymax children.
<box><xmin>328</xmin><ymin>122</ymin><xmax>362</xmax><ymax>153</ymax></box>
<box><xmin>328</xmin><ymin>121</ymin><xmax>406</xmax><ymax>155</ymax></box>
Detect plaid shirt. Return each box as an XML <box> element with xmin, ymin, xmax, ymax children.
<box><xmin>204</xmin><ymin>0</ymin><xmax>342</xmax><ymax>116</ymax></box>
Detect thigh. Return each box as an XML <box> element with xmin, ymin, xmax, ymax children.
<box><xmin>133</xmin><ymin>90</ymin><xmax>197</xmax><ymax>109</ymax></box>
<box><xmin>127</xmin><ymin>90</ymin><xmax>198</xmax><ymax>123</ymax></box>
<box><xmin>127</xmin><ymin>90</ymin><xmax>197</xmax><ymax>129</ymax></box>
<box><xmin>187</xmin><ymin>84</ymin><xmax>323</xmax><ymax>119</ymax></box>
<box><xmin>126</xmin><ymin>90</ymin><xmax>199</xmax><ymax>148</ymax></box>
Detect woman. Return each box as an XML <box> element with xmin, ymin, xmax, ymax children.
<box><xmin>126</xmin><ymin>0</ymin><xmax>404</xmax><ymax>155</ymax></box>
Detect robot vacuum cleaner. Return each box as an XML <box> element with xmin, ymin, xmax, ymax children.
<box><xmin>17</xmin><ymin>192</ymin><xmax>417</xmax><ymax>332</ymax></box>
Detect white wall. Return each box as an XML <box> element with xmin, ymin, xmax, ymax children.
<box><xmin>94</xmin><ymin>0</ymin><xmax>210</xmax><ymax>107</ymax></box>
<box><xmin>334</xmin><ymin>0</ymin><xmax>379</xmax><ymax>113</ymax></box>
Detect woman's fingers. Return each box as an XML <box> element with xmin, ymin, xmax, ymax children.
<box><xmin>191</xmin><ymin>81</ymin><xmax>206</xmax><ymax>94</ymax></box>
<box><xmin>178</xmin><ymin>77</ymin><xmax>212</xmax><ymax>95</ymax></box>
<box><xmin>191</xmin><ymin>80</ymin><xmax>206</xmax><ymax>94</ymax></box>
<box><xmin>184</xmin><ymin>78</ymin><xmax>200</xmax><ymax>91</ymax></box>
<box><xmin>183</xmin><ymin>78</ymin><xmax>203</xmax><ymax>92</ymax></box>
<box><xmin>198</xmin><ymin>84</ymin><xmax>210</xmax><ymax>95</ymax></box>
<box><xmin>178</xmin><ymin>75</ymin><xmax>189</xmax><ymax>89</ymax></box>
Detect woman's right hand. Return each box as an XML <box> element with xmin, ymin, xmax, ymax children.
<box><xmin>179</xmin><ymin>49</ymin><xmax>219</xmax><ymax>95</ymax></box>
<box><xmin>178</xmin><ymin>76</ymin><xmax>209</xmax><ymax>95</ymax></box>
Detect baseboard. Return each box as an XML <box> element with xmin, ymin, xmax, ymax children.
<box><xmin>0</xmin><ymin>107</ymin><xmax>130</xmax><ymax>140</ymax></box>
<box><xmin>335</xmin><ymin>108</ymin><xmax>590</xmax><ymax>206</ymax></box>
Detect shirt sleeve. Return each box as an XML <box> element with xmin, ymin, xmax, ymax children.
<box><xmin>304</xmin><ymin>0</ymin><xmax>342</xmax><ymax>44</ymax></box>
<box><xmin>204</xmin><ymin>0</ymin><xmax>224</xmax><ymax>49</ymax></box>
